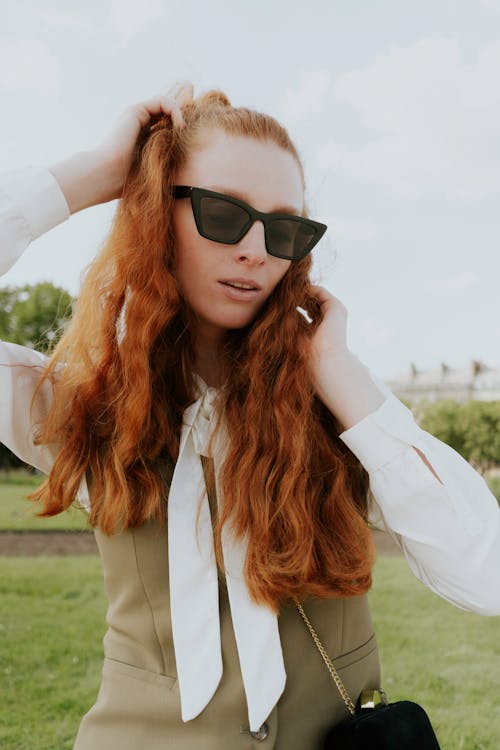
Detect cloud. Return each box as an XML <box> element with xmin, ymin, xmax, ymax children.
<box><xmin>315</xmin><ymin>37</ymin><xmax>500</xmax><ymax>199</ymax></box>
<box><xmin>360</xmin><ymin>317</ymin><xmax>396</xmax><ymax>348</ymax></box>
<box><xmin>480</xmin><ymin>0</ymin><xmax>500</xmax><ymax>13</ymax></box>
<box><xmin>37</xmin><ymin>8</ymin><xmax>97</xmax><ymax>34</ymax></box>
<box><xmin>279</xmin><ymin>69</ymin><xmax>332</xmax><ymax>123</ymax></box>
<box><xmin>425</xmin><ymin>271</ymin><xmax>480</xmax><ymax>294</ymax></box>
<box><xmin>0</xmin><ymin>36</ymin><xmax>61</xmax><ymax>94</ymax></box>
<box><xmin>108</xmin><ymin>0</ymin><xmax>174</xmax><ymax>44</ymax></box>
<box><xmin>326</xmin><ymin>216</ymin><xmax>378</xmax><ymax>243</ymax></box>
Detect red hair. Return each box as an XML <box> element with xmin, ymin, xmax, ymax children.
<box><xmin>28</xmin><ymin>88</ymin><xmax>375</xmax><ymax>611</ymax></box>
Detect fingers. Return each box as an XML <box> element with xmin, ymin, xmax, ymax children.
<box><xmin>160</xmin><ymin>80</ymin><xmax>194</xmax><ymax>126</ymax></box>
<box><xmin>135</xmin><ymin>97</ymin><xmax>183</xmax><ymax>128</ymax></box>
<box><xmin>133</xmin><ymin>81</ymin><xmax>194</xmax><ymax>130</ymax></box>
<box><xmin>310</xmin><ymin>284</ymin><xmax>334</xmax><ymax>304</ymax></box>
<box><xmin>166</xmin><ymin>80</ymin><xmax>194</xmax><ymax>104</ymax></box>
<box><xmin>309</xmin><ymin>284</ymin><xmax>347</xmax><ymax>313</ymax></box>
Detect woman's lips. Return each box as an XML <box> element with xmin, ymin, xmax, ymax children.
<box><xmin>217</xmin><ymin>281</ymin><xmax>262</xmax><ymax>302</ymax></box>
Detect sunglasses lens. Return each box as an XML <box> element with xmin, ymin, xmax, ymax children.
<box><xmin>267</xmin><ymin>219</ymin><xmax>316</xmax><ymax>260</ymax></box>
<box><xmin>196</xmin><ymin>192</ymin><xmax>319</xmax><ymax>260</ymax></box>
<box><xmin>199</xmin><ymin>196</ymin><xmax>250</xmax><ymax>242</ymax></box>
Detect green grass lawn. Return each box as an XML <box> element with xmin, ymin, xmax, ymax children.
<box><xmin>1</xmin><ymin>470</ymin><xmax>498</xmax><ymax>532</ymax></box>
<box><xmin>0</xmin><ymin>554</ymin><xmax>499</xmax><ymax>749</ymax></box>
<box><xmin>0</xmin><ymin>556</ymin><xmax>105</xmax><ymax>750</ymax></box>
<box><xmin>0</xmin><ymin>472</ymin><xmax>90</xmax><ymax>531</ymax></box>
<box><xmin>487</xmin><ymin>474</ymin><xmax>500</xmax><ymax>504</ymax></box>
<box><xmin>370</xmin><ymin>560</ymin><xmax>500</xmax><ymax>750</ymax></box>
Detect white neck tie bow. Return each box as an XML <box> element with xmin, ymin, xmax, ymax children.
<box><xmin>167</xmin><ymin>375</ymin><xmax>287</xmax><ymax>732</ymax></box>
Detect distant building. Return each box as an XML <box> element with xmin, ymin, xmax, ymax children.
<box><xmin>386</xmin><ymin>360</ymin><xmax>500</xmax><ymax>404</ymax></box>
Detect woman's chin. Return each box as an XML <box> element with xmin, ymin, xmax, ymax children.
<box><xmin>197</xmin><ymin>310</ymin><xmax>259</xmax><ymax>335</ymax></box>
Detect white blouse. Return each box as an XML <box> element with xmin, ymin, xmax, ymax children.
<box><xmin>1</xmin><ymin>166</ymin><xmax>500</xmax><ymax>733</ymax></box>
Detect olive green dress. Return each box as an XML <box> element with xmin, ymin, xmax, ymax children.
<box><xmin>72</xmin><ymin>459</ymin><xmax>381</xmax><ymax>749</ymax></box>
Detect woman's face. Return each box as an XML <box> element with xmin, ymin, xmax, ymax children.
<box><xmin>172</xmin><ymin>130</ymin><xmax>304</xmax><ymax>341</ymax></box>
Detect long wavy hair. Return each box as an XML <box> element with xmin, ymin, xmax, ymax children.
<box><xmin>28</xmin><ymin>88</ymin><xmax>375</xmax><ymax>611</ymax></box>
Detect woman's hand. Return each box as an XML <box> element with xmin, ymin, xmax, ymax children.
<box><xmin>308</xmin><ymin>284</ymin><xmax>350</xmax><ymax>363</ymax></box>
<box><xmin>307</xmin><ymin>284</ymin><xmax>386</xmax><ymax>430</ymax></box>
<box><xmin>49</xmin><ymin>82</ymin><xmax>194</xmax><ymax>214</ymax></box>
<box><xmin>96</xmin><ymin>81</ymin><xmax>194</xmax><ymax>199</ymax></box>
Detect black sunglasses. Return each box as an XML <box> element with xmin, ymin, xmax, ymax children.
<box><xmin>172</xmin><ymin>185</ymin><xmax>327</xmax><ymax>261</ymax></box>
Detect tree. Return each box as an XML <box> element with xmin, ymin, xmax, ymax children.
<box><xmin>418</xmin><ymin>398</ymin><xmax>467</xmax><ymax>457</ymax></box>
<box><xmin>457</xmin><ymin>400</ymin><xmax>500</xmax><ymax>474</ymax></box>
<box><xmin>0</xmin><ymin>282</ymin><xmax>74</xmax><ymax>354</ymax></box>
<box><xmin>0</xmin><ymin>282</ymin><xmax>75</xmax><ymax>469</ymax></box>
<box><xmin>419</xmin><ymin>397</ymin><xmax>500</xmax><ymax>475</ymax></box>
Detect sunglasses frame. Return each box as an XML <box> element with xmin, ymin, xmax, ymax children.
<box><xmin>173</xmin><ymin>185</ymin><xmax>327</xmax><ymax>261</ymax></box>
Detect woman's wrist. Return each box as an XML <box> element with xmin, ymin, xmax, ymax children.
<box><xmin>48</xmin><ymin>149</ymin><xmax>123</xmax><ymax>215</ymax></box>
<box><xmin>313</xmin><ymin>350</ymin><xmax>387</xmax><ymax>431</ymax></box>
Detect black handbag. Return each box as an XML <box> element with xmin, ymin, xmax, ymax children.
<box><xmin>295</xmin><ymin>600</ymin><xmax>441</xmax><ymax>749</ymax></box>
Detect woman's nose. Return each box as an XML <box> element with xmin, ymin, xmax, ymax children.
<box><xmin>234</xmin><ymin>220</ymin><xmax>267</xmax><ymax>263</ymax></box>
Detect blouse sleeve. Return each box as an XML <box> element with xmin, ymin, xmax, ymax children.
<box><xmin>0</xmin><ymin>166</ymin><xmax>70</xmax><ymax>478</ymax></box>
<box><xmin>338</xmin><ymin>361</ymin><xmax>500</xmax><ymax>617</ymax></box>
<box><xmin>0</xmin><ymin>166</ymin><xmax>70</xmax><ymax>275</ymax></box>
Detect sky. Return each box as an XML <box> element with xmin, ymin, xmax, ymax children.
<box><xmin>1</xmin><ymin>0</ymin><xmax>499</xmax><ymax>381</ymax></box>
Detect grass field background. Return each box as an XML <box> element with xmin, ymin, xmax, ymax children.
<box><xmin>1</xmin><ymin>472</ymin><xmax>500</xmax><ymax>749</ymax></box>
<box><xmin>1</xmin><ymin>470</ymin><xmax>499</xmax><ymax>532</ymax></box>
<box><xmin>1</xmin><ymin>555</ymin><xmax>499</xmax><ymax>749</ymax></box>
<box><xmin>0</xmin><ymin>472</ymin><xmax>90</xmax><ymax>531</ymax></box>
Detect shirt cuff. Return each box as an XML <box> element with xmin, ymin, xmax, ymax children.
<box><xmin>339</xmin><ymin>392</ymin><xmax>423</xmax><ymax>473</ymax></box>
<box><xmin>1</xmin><ymin>165</ymin><xmax>70</xmax><ymax>241</ymax></box>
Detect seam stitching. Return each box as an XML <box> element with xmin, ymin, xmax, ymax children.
<box><xmin>131</xmin><ymin>528</ymin><xmax>168</xmax><ymax>675</ymax></box>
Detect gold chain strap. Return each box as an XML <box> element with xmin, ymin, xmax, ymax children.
<box><xmin>294</xmin><ymin>599</ymin><xmax>357</xmax><ymax>717</ymax></box>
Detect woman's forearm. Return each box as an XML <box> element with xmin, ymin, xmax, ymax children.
<box><xmin>315</xmin><ymin>351</ymin><xmax>387</xmax><ymax>431</ymax></box>
<box><xmin>48</xmin><ymin>87</ymin><xmax>193</xmax><ymax>216</ymax></box>
<box><xmin>48</xmin><ymin>150</ymin><xmax>122</xmax><ymax>215</ymax></box>
<box><xmin>321</xmin><ymin>352</ymin><xmax>443</xmax><ymax>483</ymax></box>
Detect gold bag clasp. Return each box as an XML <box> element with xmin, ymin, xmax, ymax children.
<box><xmin>359</xmin><ymin>689</ymin><xmax>389</xmax><ymax>711</ymax></box>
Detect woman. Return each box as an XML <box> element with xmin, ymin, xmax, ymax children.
<box><xmin>1</xmin><ymin>81</ymin><xmax>499</xmax><ymax>749</ymax></box>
